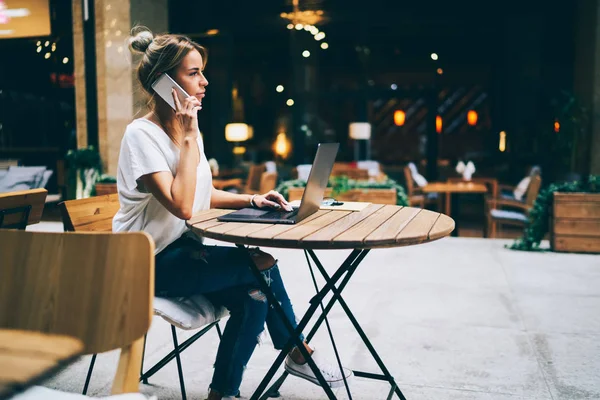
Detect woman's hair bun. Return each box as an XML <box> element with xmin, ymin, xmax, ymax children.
<box><xmin>128</xmin><ymin>26</ymin><xmax>154</xmax><ymax>53</ymax></box>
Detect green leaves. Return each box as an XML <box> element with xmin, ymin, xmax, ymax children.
<box><xmin>65</xmin><ymin>146</ymin><xmax>102</xmax><ymax>171</ymax></box>
<box><xmin>275</xmin><ymin>175</ymin><xmax>410</xmax><ymax>207</ymax></box>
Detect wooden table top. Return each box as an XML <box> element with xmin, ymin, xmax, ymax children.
<box><xmin>423</xmin><ymin>182</ymin><xmax>488</xmax><ymax>194</ymax></box>
<box><xmin>187</xmin><ymin>205</ymin><xmax>455</xmax><ymax>250</ymax></box>
<box><xmin>0</xmin><ymin>329</ymin><xmax>83</xmax><ymax>399</ymax></box>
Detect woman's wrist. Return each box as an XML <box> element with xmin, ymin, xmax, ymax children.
<box><xmin>250</xmin><ymin>194</ymin><xmax>258</xmax><ymax>208</ymax></box>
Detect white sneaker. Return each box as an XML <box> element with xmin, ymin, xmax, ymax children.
<box><xmin>284</xmin><ymin>350</ymin><xmax>353</xmax><ymax>388</ymax></box>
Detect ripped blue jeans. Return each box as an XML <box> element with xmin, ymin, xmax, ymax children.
<box><xmin>155</xmin><ymin>233</ymin><xmax>302</xmax><ymax>397</ymax></box>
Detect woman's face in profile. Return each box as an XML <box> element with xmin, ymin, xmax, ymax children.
<box><xmin>173</xmin><ymin>49</ymin><xmax>209</xmax><ymax>105</ymax></box>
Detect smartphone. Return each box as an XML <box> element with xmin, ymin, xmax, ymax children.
<box><xmin>151</xmin><ymin>73</ymin><xmax>190</xmax><ymax>110</ymax></box>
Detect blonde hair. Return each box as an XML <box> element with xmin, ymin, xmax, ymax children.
<box><xmin>128</xmin><ymin>26</ymin><xmax>207</xmax><ymax>99</ymax></box>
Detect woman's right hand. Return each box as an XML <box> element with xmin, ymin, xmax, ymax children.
<box><xmin>172</xmin><ymin>88</ymin><xmax>202</xmax><ymax>138</ymax></box>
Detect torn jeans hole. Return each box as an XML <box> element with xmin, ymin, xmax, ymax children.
<box><xmin>248</xmin><ymin>289</ymin><xmax>267</xmax><ymax>302</ymax></box>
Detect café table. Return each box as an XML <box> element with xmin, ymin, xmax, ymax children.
<box><xmin>188</xmin><ymin>204</ymin><xmax>454</xmax><ymax>400</ymax></box>
<box><xmin>0</xmin><ymin>329</ymin><xmax>83</xmax><ymax>400</ymax></box>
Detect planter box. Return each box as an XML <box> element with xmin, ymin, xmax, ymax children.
<box><xmin>95</xmin><ymin>183</ymin><xmax>118</xmax><ymax>196</ymax></box>
<box><xmin>551</xmin><ymin>193</ymin><xmax>600</xmax><ymax>253</ymax></box>
<box><xmin>287</xmin><ymin>187</ymin><xmax>396</xmax><ymax>205</ymax></box>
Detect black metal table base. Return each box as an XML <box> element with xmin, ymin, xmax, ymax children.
<box><xmin>238</xmin><ymin>245</ymin><xmax>407</xmax><ymax>400</ymax></box>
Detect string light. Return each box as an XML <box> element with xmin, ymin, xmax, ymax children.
<box><xmin>436</xmin><ymin>115</ymin><xmax>442</xmax><ymax>133</ymax></box>
<box><xmin>320</xmin><ymin>42</ymin><xmax>328</xmax><ymax>49</ymax></box>
<box><xmin>36</xmin><ymin>41</ymin><xmax>41</xmax><ymax>46</ymax></box>
<box><xmin>36</xmin><ymin>46</ymin><xmax>41</xmax><ymax>53</ymax></box>
<box><xmin>44</xmin><ymin>52</ymin><xmax>51</xmax><ymax>59</ymax></box>
<box><xmin>295</xmin><ymin>24</ymin><xmax>303</xmax><ymax>30</ymax></box>
<box><xmin>62</xmin><ymin>57</ymin><xmax>69</xmax><ymax>64</ymax></box>
<box><xmin>276</xmin><ymin>85</ymin><xmax>284</xmax><ymax>93</ymax></box>
<box><xmin>314</xmin><ymin>32</ymin><xmax>325</xmax><ymax>41</ymax></box>
<box><xmin>554</xmin><ymin>120</ymin><xmax>560</xmax><ymax>133</ymax></box>
<box><xmin>437</xmin><ymin>68</ymin><xmax>443</xmax><ymax>75</ymax></box>
<box><xmin>287</xmin><ymin>24</ymin><xmax>293</xmax><ymax>29</ymax></box>
<box><xmin>44</xmin><ymin>41</ymin><xmax>49</xmax><ymax>47</ymax></box>
<box><xmin>286</xmin><ymin>99</ymin><xmax>294</xmax><ymax>106</ymax></box>
<box><xmin>302</xmin><ymin>50</ymin><xmax>310</xmax><ymax>58</ymax></box>
<box><xmin>431</xmin><ymin>53</ymin><xmax>438</xmax><ymax>60</ymax></box>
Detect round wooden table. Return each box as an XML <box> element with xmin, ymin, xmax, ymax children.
<box><xmin>187</xmin><ymin>205</ymin><xmax>454</xmax><ymax>400</ymax></box>
<box><xmin>187</xmin><ymin>204</ymin><xmax>454</xmax><ymax>250</ymax></box>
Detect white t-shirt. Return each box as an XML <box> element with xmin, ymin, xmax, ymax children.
<box><xmin>113</xmin><ymin>118</ymin><xmax>213</xmax><ymax>254</ymax></box>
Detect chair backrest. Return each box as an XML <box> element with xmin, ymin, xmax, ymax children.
<box><xmin>259</xmin><ymin>171</ymin><xmax>278</xmax><ymax>194</ymax></box>
<box><xmin>59</xmin><ymin>194</ymin><xmax>120</xmax><ymax>232</ymax></box>
<box><xmin>0</xmin><ymin>188</ymin><xmax>47</xmax><ymax>229</ymax></box>
<box><xmin>339</xmin><ymin>189</ymin><xmax>397</xmax><ymax>204</ymax></box>
<box><xmin>403</xmin><ymin>166</ymin><xmax>416</xmax><ymax>196</ymax></box>
<box><xmin>331</xmin><ymin>168</ymin><xmax>369</xmax><ymax>180</ymax></box>
<box><xmin>0</xmin><ymin>229</ymin><xmax>154</xmax><ymax>393</ymax></box>
<box><xmin>245</xmin><ymin>164</ymin><xmax>267</xmax><ymax>193</ymax></box>
<box><xmin>524</xmin><ymin>175</ymin><xmax>542</xmax><ymax>207</ymax></box>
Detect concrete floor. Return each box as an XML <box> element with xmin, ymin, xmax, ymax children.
<box><xmin>29</xmin><ymin>222</ymin><xmax>600</xmax><ymax>399</ymax></box>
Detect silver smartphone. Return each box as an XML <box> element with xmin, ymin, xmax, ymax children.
<box><xmin>151</xmin><ymin>73</ymin><xmax>190</xmax><ymax>110</ymax></box>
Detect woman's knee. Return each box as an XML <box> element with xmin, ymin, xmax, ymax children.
<box><xmin>249</xmin><ymin>248</ymin><xmax>277</xmax><ymax>271</ymax></box>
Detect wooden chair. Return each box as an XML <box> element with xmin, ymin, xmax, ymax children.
<box><xmin>213</xmin><ymin>163</ymin><xmax>266</xmax><ymax>194</ymax></box>
<box><xmin>259</xmin><ymin>171</ymin><xmax>278</xmax><ymax>194</ymax></box>
<box><xmin>0</xmin><ymin>188</ymin><xmax>47</xmax><ymax>229</ymax></box>
<box><xmin>59</xmin><ymin>194</ymin><xmax>226</xmax><ymax>400</ymax></box>
<box><xmin>0</xmin><ymin>229</ymin><xmax>154</xmax><ymax>395</ymax></box>
<box><xmin>486</xmin><ymin>175</ymin><xmax>542</xmax><ymax>238</ymax></box>
<box><xmin>403</xmin><ymin>166</ymin><xmax>440</xmax><ymax>209</ymax></box>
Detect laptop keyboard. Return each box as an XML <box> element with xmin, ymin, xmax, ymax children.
<box><xmin>260</xmin><ymin>209</ymin><xmax>299</xmax><ymax>220</ymax></box>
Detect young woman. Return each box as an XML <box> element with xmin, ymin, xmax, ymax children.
<box><xmin>113</xmin><ymin>27</ymin><xmax>351</xmax><ymax>399</ymax></box>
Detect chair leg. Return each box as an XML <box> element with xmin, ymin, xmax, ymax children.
<box><xmin>216</xmin><ymin>322</ymin><xmax>223</xmax><ymax>340</ymax></box>
<box><xmin>82</xmin><ymin>354</ymin><xmax>97</xmax><ymax>394</ymax></box>
<box><xmin>140</xmin><ymin>334</ymin><xmax>148</xmax><ymax>384</ymax></box>
<box><xmin>491</xmin><ymin>220</ymin><xmax>497</xmax><ymax>238</ymax></box>
<box><xmin>171</xmin><ymin>325</ymin><xmax>187</xmax><ymax>400</ymax></box>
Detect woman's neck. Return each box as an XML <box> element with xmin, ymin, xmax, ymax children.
<box><xmin>146</xmin><ymin>103</ymin><xmax>184</xmax><ymax>146</ymax></box>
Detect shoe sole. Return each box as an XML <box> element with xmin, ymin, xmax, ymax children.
<box><xmin>285</xmin><ymin>363</ymin><xmax>353</xmax><ymax>389</ymax></box>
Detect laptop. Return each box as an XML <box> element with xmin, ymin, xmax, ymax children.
<box><xmin>217</xmin><ymin>142</ymin><xmax>339</xmax><ymax>225</ymax></box>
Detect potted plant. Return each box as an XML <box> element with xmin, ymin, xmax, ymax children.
<box><xmin>65</xmin><ymin>146</ymin><xmax>102</xmax><ymax>199</ymax></box>
<box><xmin>94</xmin><ymin>174</ymin><xmax>117</xmax><ymax>196</ymax></box>
<box><xmin>510</xmin><ymin>175</ymin><xmax>600</xmax><ymax>253</ymax></box>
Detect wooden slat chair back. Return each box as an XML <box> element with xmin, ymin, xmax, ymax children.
<box><xmin>0</xmin><ymin>188</ymin><xmax>47</xmax><ymax>229</ymax></box>
<box><xmin>0</xmin><ymin>229</ymin><xmax>154</xmax><ymax>394</ymax></box>
<box><xmin>245</xmin><ymin>164</ymin><xmax>267</xmax><ymax>193</ymax></box>
<box><xmin>524</xmin><ymin>175</ymin><xmax>542</xmax><ymax>207</ymax></box>
<box><xmin>59</xmin><ymin>193</ymin><xmax>120</xmax><ymax>232</ymax></box>
<box><xmin>259</xmin><ymin>171</ymin><xmax>278</xmax><ymax>194</ymax></box>
<box><xmin>403</xmin><ymin>166</ymin><xmax>426</xmax><ymax>208</ymax></box>
<box><xmin>331</xmin><ymin>168</ymin><xmax>369</xmax><ymax>180</ymax></box>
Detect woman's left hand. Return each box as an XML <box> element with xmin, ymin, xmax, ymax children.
<box><xmin>254</xmin><ymin>190</ymin><xmax>293</xmax><ymax>211</ymax></box>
